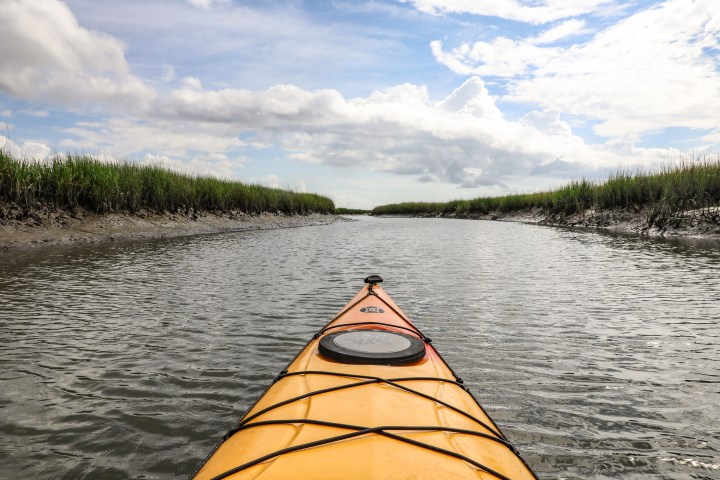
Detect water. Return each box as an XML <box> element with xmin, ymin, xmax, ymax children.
<box><xmin>1</xmin><ymin>216</ymin><xmax>719</xmax><ymax>479</ymax></box>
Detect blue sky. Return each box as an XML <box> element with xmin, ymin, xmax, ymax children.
<box><xmin>1</xmin><ymin>0</ymin><xmax>719</xmax><ymax>209</ymax></box>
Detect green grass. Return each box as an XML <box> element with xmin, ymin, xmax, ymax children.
<box><xmin>372</xmin><ymin>158</ymin><xmax>720</xmax><ymax>217</ymax></box>
<box><xmin>0</xmin><ymin>151</ymin><xmax>334</xmax><ymax>215</ymax></box>
<box><xmin>334</xmin><ymin>208</ymin><xmax>371</xmax><ymax>215</ymax></box>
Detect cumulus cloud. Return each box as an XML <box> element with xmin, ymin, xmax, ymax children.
<box><xmin>0</xmin><ymin>0</ymin><xmax>700</xmax><ymax>194</ymax></box>
<box><xmin>60</xmin><ymin>117</ymin><xmax>248</xmax><ymax>159</ymax></box>
<box><xmin>519</xmin><ymin>108</ymin><xmax>571</xmax><ymax>137</ymax></box>
<box><xmin>431</xmin><ymin>38</ymin><xmax>556</xmax><ymax>77</ymax></box>
<box><xmin>429</xmin><ymin>19</ymin><xmax>587</xmax><ymax>77</ymax></box>
<box><xmin>266</xmin><ymin>175</ymin><xmax>280</xmax><ymax>188</ymax></box>
<box><xmin>1</xmin><ymin>135</ymin><xmax>52</xmax><ymax>160</ymax></box>
<box><xmin>141</xmin><ymin>152</ymin><xmax>244</xmax><ymax>179</ymax></box>
<box><xmin>403</xmin><ymin>0</ymin><xmax>614</xmax><ymax>25</ymax></box>
<box><xmin>181</xmin><ymin>77</ymin><xmax>203</xmax><ymax>90</ymax></box>
<box><xmin>0</xmin><ymin>0</ymin><xmax>154</xmax><ymax>111</ymax></box>
<box><xmin>533</xmin><ymin>19</ymin><xmax>588</xmax><ymax>44</ymax></box>
<box><xmin>432</xmin><ymin>0</ymin><xmax>720</xmax><ymax>139</ymax></box>
<box><xmin>19</xmin><ymin>109</ymin><xmax>50</xmax><ymax>117</ymax></box>
<box><xmin>77</xmin><ymin>76</ymin><xmax>682</xmax><ymax>188</ymax></box>
<box><xmin>438</xmin><ymin>77</ymin><xmax>503</xmax><ymax>120</ymax></box>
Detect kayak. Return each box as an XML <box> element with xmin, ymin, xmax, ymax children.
<box><xmin>191</xmin><ymin>276</ymin><xmax>537</xmax><ymax>480</ymax></box>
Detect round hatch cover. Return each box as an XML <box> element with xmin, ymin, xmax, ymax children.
<box><xmin>319</xmin><ymin>330</ymin><xmax>426</xmax><ymax>365</ymax></box>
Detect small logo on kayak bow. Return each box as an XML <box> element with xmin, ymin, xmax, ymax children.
<box><xmin>360</xmin><ymin>306</ymin><xmax>385</xmax><ymax>314</ymax></box>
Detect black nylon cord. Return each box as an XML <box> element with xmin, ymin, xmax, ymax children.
<box><xmin>232</xmin><ymin>370</ymin><xmax>501</xmax><ymax>437</ymax></box>
<box><xmin>191</xmin><ymin>285</ymin><xmax>538</xmax><ymax>480</ymax></box>
<box><xmin>230</xmin><ymin>418</ymin><xmax>516</xmax><ymax>451</ymax></box>
<box><xmin>209</xmin><ymin>423</ymin><xmax>515</xmax><ymax>480</ymax></box>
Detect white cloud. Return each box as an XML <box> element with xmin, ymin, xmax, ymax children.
<box><xmin>266</xmin><ymin>174</ymin><xmax>280</xmax><ymax>188</ymax></box>
<box><xmin>186</xmin><ymin>0</ymin><xmax>228</xmax><ymax>10</ymax></box>
<box><xmin>19</xmin><ymin>109</ymin><xmax>50</xmax><ymax>117</ymax></box>
<box><xmin>181</xmin><ymin>77</ymin><xmax>203</xmax><ymax>90</ymax></box>
<box><xmin>438</xmin><ymin>77</ymin><xmax>503</xmax><ymax>120</ymax></box>
<box><xmin>404</xmin><ymin>0</ymin><xmax>614</xmax><ymax>25</ymax></box>
<box><xmin>328</xmin><ymin>188</ymin><xmax>378</xmax><ymax>210</ymax></box>
<box><xmin>0</xmin><ymin>0</ymin><xmax>705</xmax><ymax>196</ymax></box>
<box><xmin>520</xmin><ymin>108</ymin><xmax>572</xmax><ymax>136</ymax></box>
<box><xmin>431</xmin><ymin>38</ymin><xmax>558</xmax><ymax>77</ymax></box>
<box><xmin>262</xmin><ymin>176</ymin><xmax>309</xmax><ymax>193</ymax></box>
<box><xmin>432</xmin><ymin>0</ymin><xmax>720</xmax><ymax>139</ymax></box>
<box><xmin>0</xmin><ymin>0</ymin><xmax>154</xmax><ymax>110</ymax></box>
<box><xmin>153</xmin><ymin>77</ymin><xmax>687</xmax><ymax>186</ymax></box>
<box><xmin>52</xmin><ymin>71</ymin><xmax>690</xmax><ymax>188</ymax></box>
<box><xmin>429</xmin><ymin>20</ymin><xmax>587</xmax><ymax>77</ymax></box>
<box><xmin>533</xmin><ymin>19</ymin><xmax>588</xmax><ymax>44</ymax></box>
<box><xmin>1</xmin><ymin>135</ymin><xmax>52</xmax><ymax>160</ymax></box>
<box><xmin>21</xmin><ymin>141</ymin><xmax>52</xmax><ymax>160</ymax></box>
<box><xmin>0</xmin><ymin>110</ymin><xmax>11</xmax><ymax>117</ymax></box>
<box><xmin>141</xmin><ymin>152</ymin><xmax>243</xmax><ymax>179</ymax></box>
<box><xmin>62</xmin><ymin>0</ymin><xmax>407</xmax><ymax>97</ymax></box>
<box><xmin>61</xmin><ymin>117</ymin><xmax>248</xmax><ymax>159</ymax></box>
<box><xmin>702</xmin><ymin>130</ymin><xmax>720</xmax><ymax>144</ymax></box>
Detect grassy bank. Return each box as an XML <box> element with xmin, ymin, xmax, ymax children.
<box><xmin>372</xmin><ymin>159</ymin><xmax>720</xmax><ymax>221</ymax></box>
<box><xmin>0</xmin><ymin>151</ymin><xmax>334</xmax><ymax>215</ymax></box>
<box><xmin>335</xmin><ymin>208</ymin><xmax>371</xmax><ymax>215</ymax></box>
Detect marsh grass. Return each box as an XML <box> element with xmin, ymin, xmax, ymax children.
<box><xmin>372</xmin><ymin>158</ymin><xmax>720</xmax><ymax>218</ymax></box>
<box><xmin>0</xmin><ymin>151</ymin><xmax>334</xmax><ymax>214</ymax></box>
<box><xmin>334</xmin><ymin>208</ymin><xmax>371</xmax><ymax>215</ymax></box>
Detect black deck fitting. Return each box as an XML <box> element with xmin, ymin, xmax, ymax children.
<box><xmin>364</xmin><ymin>275</ymin><xmax>383</xmax><ymax>285</ymax></box>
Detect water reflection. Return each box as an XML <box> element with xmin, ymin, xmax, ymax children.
<box><xmin>1</xmin><ymin>217</ymin><xmax>718</xmax><ymax>479</ymax></box>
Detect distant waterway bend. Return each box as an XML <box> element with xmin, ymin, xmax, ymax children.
<box><xmin>1</xmin><ymin>216</ymin><xmax>718</xmax><ymax>479</ymax></box>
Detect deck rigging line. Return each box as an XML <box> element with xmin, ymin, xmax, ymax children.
<box><xmin>191</xmin><ymin>287</ymin><xmax>538</xmax><ymax>480</ymax></box>
<box><xmin>210</xmin><ymin>420</ymin><xmax>516</xmax><ymax>480</ymax></box>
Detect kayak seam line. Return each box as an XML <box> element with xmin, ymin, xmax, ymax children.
<box><xmin>235</xmin><ymin>379</ymin><xmax>378</xmax><ymax>428</ymax></box>
<box><xmin>235</xmin><ymin>371</ymin><xmax>501</xmax><ymax>438</ymax></box>
<box><xmin>189</xmin><ymin>289</ymin><xmax>381</xmax><ymax>479</ymax></box>
<box><xmin>235</xmin><ymin>418</ymin><xmax>517</xmax><ymax>451</ymax></box>
<box><xmin>190</xmin><ymin>284</ymin><xmax>538</xmax><ymax>480</ymax></box>
<box><xmin>314</xmin><ymin>288</ymin><xmax>512</xmax><ymax>444</ymax></box>
<box><xmin>369</xmin><ymin>289</ymin><xmax>415</xmax><ymax>324</ymax></box>
<box><xmin>363</xmin><ymin>288</ymin><xmax>511</xmax><ymax>443</ymax></box>
<box><xmin>323</xmin><ymin>291</ymin><xmax>374</xmax><ymax>326</ymax></box>
<box><xmin>283</xmin><ymin>371</ymin><xmax>501</xmax><ymax>436</ymax></box>
<box><xmin>210</xmin><ymin>424</ymin><xmax>515</xmax><ymax>480</ymax></box>
<box><xmin>324</xmin><ymin>287</ymin><xmax>416</xmax><ymax>333</ymax></box>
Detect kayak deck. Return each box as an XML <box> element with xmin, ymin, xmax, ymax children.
<box><xmin>192</xmin><ymin>278</ymin><xmax>537</xmax><ymax>480</ymax></box>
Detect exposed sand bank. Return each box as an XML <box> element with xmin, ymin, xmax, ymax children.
<box><xmin>4</xmin><ymin>202</ymin><xmax>718</xmax><ymax>250</ymax></box>
<box><xmin>391</xmin><ymin>206</ymin><xmax>720</xmax><ymax>239</ymax></box>
<box><xmin>0</xmin><ymin>203</ymin><xmax>349</xmax><ymax>249</ymax></box>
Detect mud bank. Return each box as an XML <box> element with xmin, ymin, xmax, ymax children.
<box><xmin>397</xmin><ymin>207</ymin><xmax>720</xmax><ymax>238</ymax></box>
<box><xmin>0</xmin><ymin>203</ymin><xmax>349</xmax><ymax>249</ymax></box>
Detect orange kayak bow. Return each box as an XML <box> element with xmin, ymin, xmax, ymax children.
<box><xmin>192</xmin><ymin>276</ymin><xmax>537</xmax><ymax>480</ymax></box>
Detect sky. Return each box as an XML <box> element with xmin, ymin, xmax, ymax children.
<box><xmin>1</xmin><ymin>0</ymin><xmax>719</xmax><ymax>209</ymax></box>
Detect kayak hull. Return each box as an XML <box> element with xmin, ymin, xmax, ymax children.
<box><xmin>192</xmin><ymin>281</ymin><xmax>536</xmax><ymax>480</ymax></box>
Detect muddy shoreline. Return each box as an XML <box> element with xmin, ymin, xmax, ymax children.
<box><xmin>0</xmin><ymin>204</ymin><xmax>349</xmax><ymax>250</ymax></box>
<box><xmin>3</xmin><ymin>203</ymin><xmax>719</xmax><ymax>250</ymax></box>
<box><xmin>382</xmin><ymin>206</ymin><xmax>720</xmax><ymax>239</ymax></box>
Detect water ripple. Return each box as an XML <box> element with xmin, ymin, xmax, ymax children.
<box><xmin>1</xmin><ymin>218</ymin><xmax>719</xmax><ymax>479</ymax></box>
